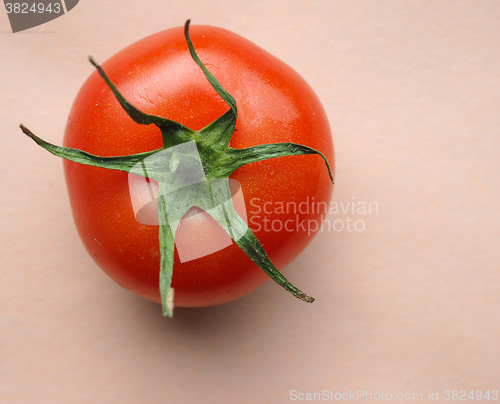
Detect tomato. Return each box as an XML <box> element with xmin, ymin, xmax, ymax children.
<box><xmin>25</xmin><ymin>22</ymin><xmax>334</xmax><ymax>313</ymax></box>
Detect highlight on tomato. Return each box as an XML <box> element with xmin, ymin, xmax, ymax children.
<box><xmin>21</xmin><ymin>20</ymin><xmax>335</xmax><ymax>317</ymax></box>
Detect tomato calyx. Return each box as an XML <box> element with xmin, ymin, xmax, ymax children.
<box><xmin>20</xmin><ymin>20</ymin><xmax>334</xmax><ymax>317</ymax></box>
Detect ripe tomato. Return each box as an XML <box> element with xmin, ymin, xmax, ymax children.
<box><xmin>59</xmin><ymin>23</ymin><xmax>334</xmax><ymax>309</ymax></box>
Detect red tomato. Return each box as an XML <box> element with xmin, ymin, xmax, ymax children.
<box><xmin>62</xmin><ymin>24</ymin><xmax>334</xmax><ymax>308</ymax></box>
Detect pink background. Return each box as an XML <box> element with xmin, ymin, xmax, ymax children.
<box><xmin>1</xmin><ymin>1</ymin><xmax>499</xmax><ymax>403</ymax></box>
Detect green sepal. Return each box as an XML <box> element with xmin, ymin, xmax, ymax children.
<box><xmin>184</xmin><ymin>20</ymin><xmax>237</xmax><ymax>152</ymax></box>
<box><xmin>184</xmin><ymin>20</ymin><xmax>237</xmax><ymax>115</ymax></box>
<box><xmin>88</xmin><ymin>56</ymin><xmax>194</xmax><ymax>148</ymax></box>
<box><xmin>201</xmin><ymin>178</ymin><xmax>315</xmax><ymax>302</ymax></box>
<box><xmin>158</xmin><ymin>184</ymin><xmax>176</xmax><ymax>317</ymax></box>
<box><xmin>20</xmin><ymin>124</ymin><xmax>162</xmax><ymax>178</ymax></box>
<box><xmin>217</xmin><ymin>143</ymin><xmax>334</xmax><ymax>182</ymax></box>
<box><xmin>197</xmin><ymin>110</ymin><xmax>236</xmax><ymax>157</ymax></box>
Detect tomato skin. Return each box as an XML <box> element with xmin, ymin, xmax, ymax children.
<box><xmin>63</xmin><ymin>24</ymin><xmax>334</xmax><ymax>307</ymax></box>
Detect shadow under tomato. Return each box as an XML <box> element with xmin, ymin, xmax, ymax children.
<box><xmin>125</xmin><ymin>287</ymin><xmax>265</xmax><ymax>338</ymax></box>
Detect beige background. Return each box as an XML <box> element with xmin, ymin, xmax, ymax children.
<box><xmin>1</xmin><ymin>1</ymin><xmax>499</xmax><ymax>403</ymax></box>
